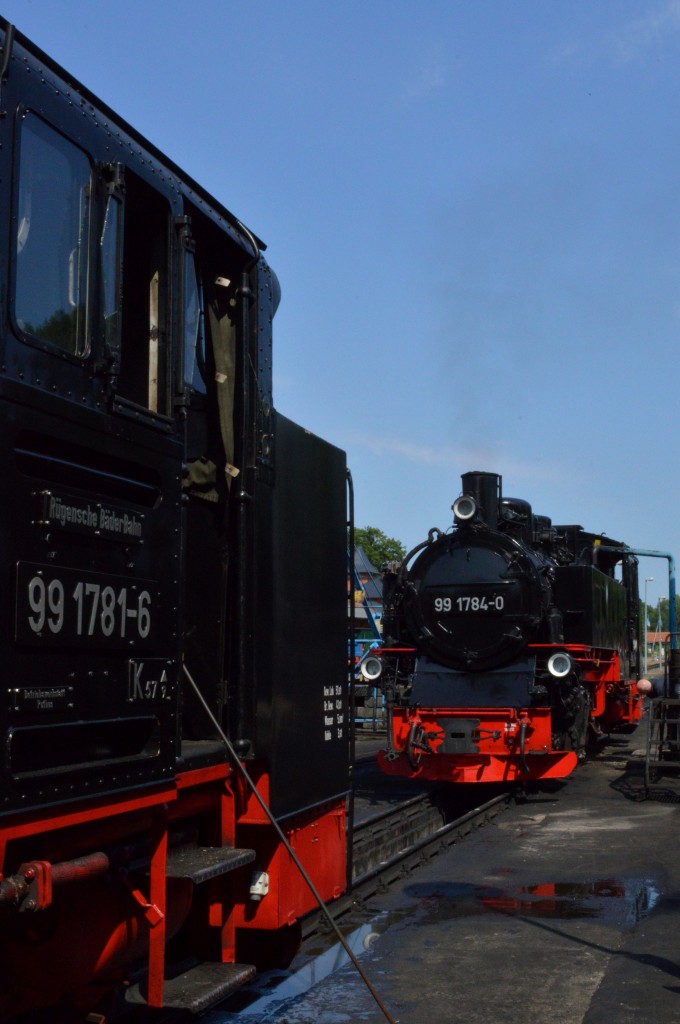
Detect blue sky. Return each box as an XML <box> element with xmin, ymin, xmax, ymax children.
<box><xmin>8</xmin><ymin>1</ymin><xmax>680</xmax><ymax>610</ymax></box>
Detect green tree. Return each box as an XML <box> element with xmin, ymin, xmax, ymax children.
<box><xmin>647</xmin><ymin>597</ymin><xmax>680</xmax><ymax>633</ymax></box>
<box><xmin>355</xmin><ymin>526</ymin><xmax>406</xmax><ymax>570</ymax></box>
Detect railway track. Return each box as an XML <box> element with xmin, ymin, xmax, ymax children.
<box><xmin>301</xmin><ymin>783</ymin><xmax>511</xmax><ymax>937</ymax></box>
<box><xmin>353</xmin><ymin>788</ymin><xmax>510</xmax><ymax>888</ymax></box>
<box><xmin>206</xmin><ymin>782</ymin><xmax>514</xmax><ymax>1020</ymax></box>
<box><xmin>352</xmin><ymin>790</ymin><xmax>448</xmax><ymax>881</ymax></box>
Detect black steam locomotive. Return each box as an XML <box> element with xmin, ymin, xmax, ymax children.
<box><xmin>372</xmin><ymin>471</ymin><xmax>641</xmax><ymax>784</ymax></box>
<box><xmin>0</xmin><ymin>22</ymin><xmax>348</xmax><ymax>1022</ymax></box>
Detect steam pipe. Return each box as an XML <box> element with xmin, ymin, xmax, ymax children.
<box><xmin>232</xmin><ymin>224</ymin><xmax>260</xmax><ymax>752</ymax></box>
<box><xmin>0</xmin><ymin>852</ymin><xmax>111</xmax><ymax>910</ymax></box>
<box><xmin>594</xmin><ymin>546</ymin><xmax>676</xmax><ymax>648</ymax></box>
<box><xmin>518</xmin><ymin>719</ymin><xmax>529</xmax><ymax>775</ymax></box>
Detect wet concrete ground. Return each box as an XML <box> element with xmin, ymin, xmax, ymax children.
<box><xmin>209</xmin><ymin>722</ymin><xmax>680</xmax><ymax>1023</ymax></box>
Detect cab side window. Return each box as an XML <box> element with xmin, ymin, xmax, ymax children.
<box><xmin>117</xmin><ymin>172</ymin><xmax>169</xmax><ymax>415</ymax></box>
<box><xmin>14</xmin><ymin>112</ymin><xmax>91</xmax><ymax>357</ymax></box>
<box><xmin>180</xmin><ymin>218</ymin><xmax>238</xmax><ymax>496</ymax></box>
<box><xmin>183</xmin><ymin>250</ymin><xmax>206</xmax><ymax>397</ymax></box>
<box><xmin>100</xmin><ymin>185</ymin><xmax>122</xmax><ymax>360</ymax></box>
<box><xmin>13</xmin><ymin>113</ymin><xmax>171</xmax><ymax>419</ymax></box>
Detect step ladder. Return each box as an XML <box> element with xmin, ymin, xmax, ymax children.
<box><xmin>645</xmin><ymin>697</ymin><xmax>680</xmax><ymax>793</ymax></box>
<box><xmin>125</xmin><ymin>843</ymin><xmax>257</xmax><ymax>1014</ymax></box>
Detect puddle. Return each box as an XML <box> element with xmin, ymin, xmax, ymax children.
<box><xmin>404</xmin><ymin>877</ymin><xmax>660</xmax><ymax>928</ymax></box>
<box><xmin>206</xmin><ymin>878</ymin><xmax>660</xmax><ymax>1020</ymax></box>
<box><xmin>478</xmin><ymin>878</ymin><xmax>660</xmax><ymax>925</ymax></box>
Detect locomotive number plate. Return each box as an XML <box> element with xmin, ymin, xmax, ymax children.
<box><xmin>433</xmin><ymin>594</ymin><xmax>505</xmax><ymax>613</ymax></box>
<box><xmin>15</xmin><ymin>562</ymin><xmax>159</xmax><ymax>648</ymax></box>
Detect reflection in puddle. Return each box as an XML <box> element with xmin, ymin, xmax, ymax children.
<box><xmin>478</xmin><ymin>878</ymin><xmax>660</xmax><ymax>925</ymax></box>
<box><xmin>406</xmin><ymin>877</ymin><xmax>661</xmax><ymax>929</ymax></box>
<box><xmin>207</xmin><ymin>878</ymin><xmax>660</xmax><ymax>1020</ymax></box>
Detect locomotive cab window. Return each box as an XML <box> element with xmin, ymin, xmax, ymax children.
<box><xmin>14</xmin><ymin>112</ymin><xmax>91</xmax><ymax>357</ymax></box>
<box><xmin>181</xmin><ymin>205</ymin><xmax>238</xmax><ymax>486</ymax></box>
<box><xmin>183</xmin><ymin>249</ymin><xmax>207</xmax><ymax>396</ymax></box>
<box><xmin>100</xmin><ymin>188</ymin><xmax>122</xmax><ymax>359</ymax></box>
<box><xmin>117</xmin><ymin>172</ymin><xmax>170</xmax><ymax>415</ymax></box>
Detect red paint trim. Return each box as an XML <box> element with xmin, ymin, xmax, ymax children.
<box><xmin>0</xmin><ymin>784</ymin><xmax>177</xmax><ymax>847</ymax></box>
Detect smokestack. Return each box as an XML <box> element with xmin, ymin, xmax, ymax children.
<box><xmin>459</xmin><ymin>471</ymin><xmax>501</xmax><ymax>528</ymax></box>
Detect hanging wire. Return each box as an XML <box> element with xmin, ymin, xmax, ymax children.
<box><xmin>183</xmin><ymin>664</ymin><xmax>397</xmax><ymax>1024</ymax></box>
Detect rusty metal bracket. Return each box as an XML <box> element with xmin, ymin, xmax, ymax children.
<box><xmin>17</xmin><ymin>860</ymin><xmax>53</xmax><ymax>912</ymax></box>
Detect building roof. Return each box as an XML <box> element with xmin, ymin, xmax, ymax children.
<box><xmin>354</xmin><ymin>547</ymin><xmax>378</xmax><ymax>574</ymax></box>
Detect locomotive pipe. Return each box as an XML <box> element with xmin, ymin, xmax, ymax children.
<box><xmin>397</xmin><ymin>528</ymin><xmax>442</xmax><ymax>584</ymax></box>
<box><xmin>594</xmin><ymin>546</ymin><xmax>677</xmax><ymax>649</ymax></box>
<box><xmin>1</xmin><ymin>825</ymin><xmax>202</xmax><ymax>913</ymax></box>
<box><xmin>518</xmin><ymin>719</ymin><xmax>529</xmax><ymax>774</ymax></box>
<box><xmin>0</xmin><ymin>851</ymin><xmax>111</xmax><ymax>911</ymax></box>
<box><xmin>0</xmin><ymin>875</ymin><xmax>28</xmax><ymax>907</ymax></box>
<box><xmin>49</xmin><ymin>851</ymin><xmax>111</xmax><ymax>887</ymax></box>
<box><xmin>232</xmin><ymin>239</ymin><xmax>259</xmax><ymax>752</ymax></box>
<box><xmin>382</xmin><ymin>687</ymin><xmax>399</xmax><ymax>761</ymax></box>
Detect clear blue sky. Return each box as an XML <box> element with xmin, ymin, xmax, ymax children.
<box><xmin>7</xmin><ymin>0</ymin><xmax>680</xmax><ymax>611</ymax></box>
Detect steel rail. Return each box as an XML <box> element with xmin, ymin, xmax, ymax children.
<box><xmin>302</xmin><ymin>788</ymin><xmax>511</xmax><ymax>936</ymax></box>
<box><xmin>353</xmin><ymin>790</ymin><xmax>510</xmax><ymax>891</ymax></box>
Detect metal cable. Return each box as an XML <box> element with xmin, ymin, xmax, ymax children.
<box><xmin>183</xmin><ymin>664</ymin><xmax>397</xmax><ymax>1023</ymax></box>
